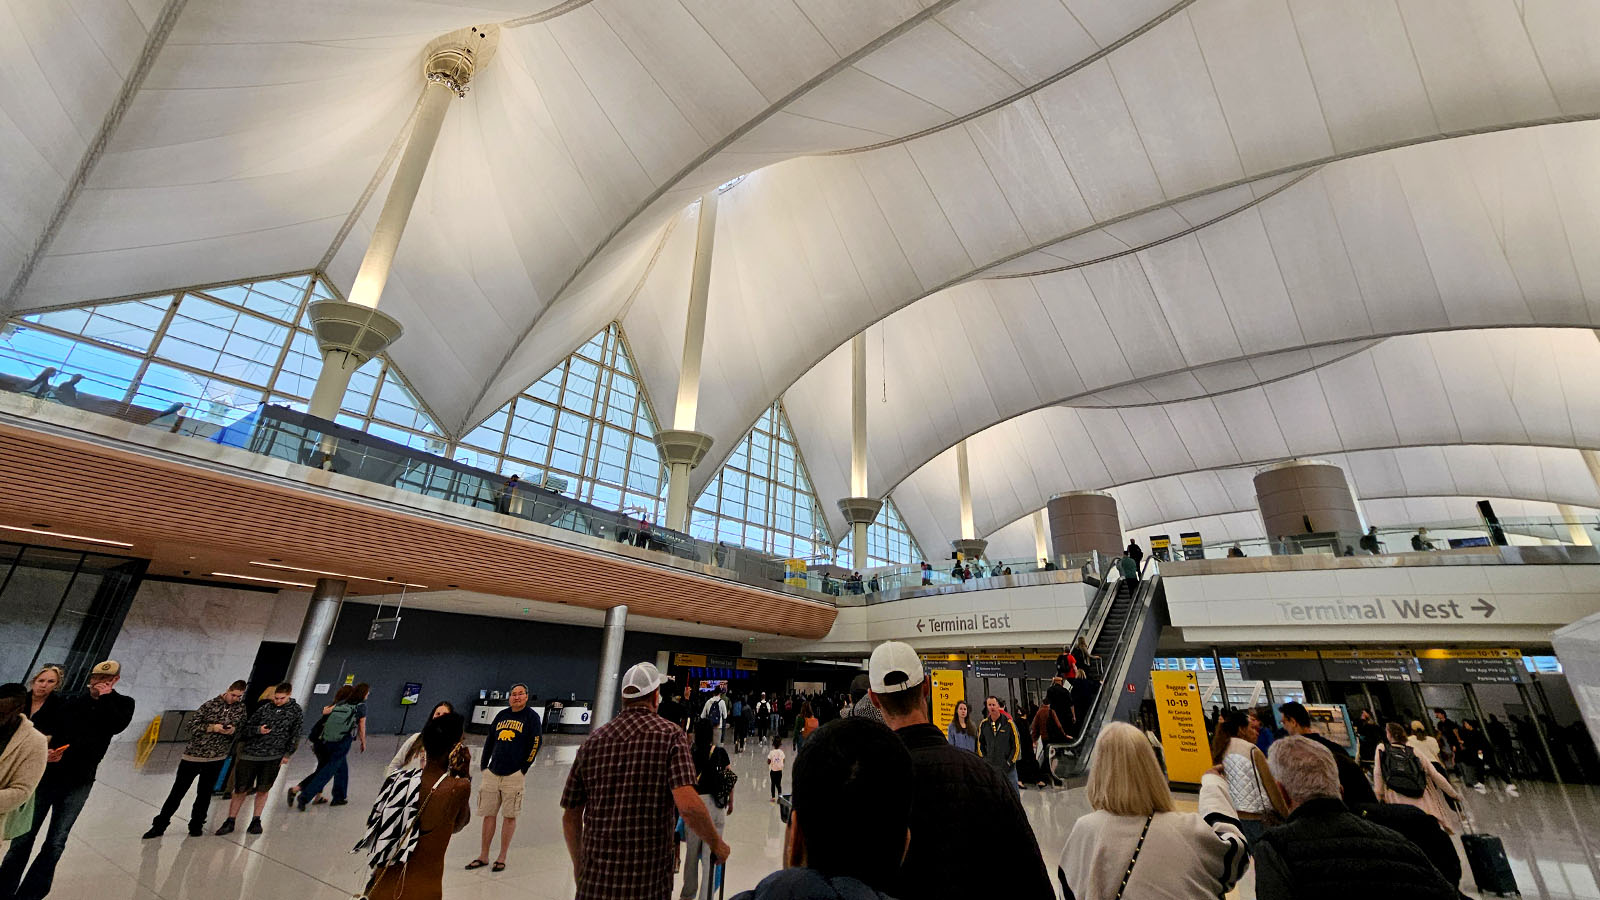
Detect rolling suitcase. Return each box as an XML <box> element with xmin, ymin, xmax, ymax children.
<box><xmin>1461</xmin><ymin>832</ymin><xmax>1519</xmax><ymax>897</ymax></box>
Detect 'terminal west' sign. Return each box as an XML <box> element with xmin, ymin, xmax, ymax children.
<box><xmin>1275</xmin><ymin>597</ymin><xmax>1496</xmax><ymax>623</ymax></box>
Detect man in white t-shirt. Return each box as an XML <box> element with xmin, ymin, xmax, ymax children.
<box><xmin>701</xmin><ymin>689</ymin><xmax>730</xmax><ymax>744</ymax></box>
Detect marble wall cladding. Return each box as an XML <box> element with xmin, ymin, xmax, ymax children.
<box><xmin>106</xmin><ymin>581</ymin><xmax>308</xmax><ymax>741</ymax></box>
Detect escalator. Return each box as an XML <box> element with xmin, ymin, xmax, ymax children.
<box><xmin>1052</xmin><ymin>557</ymin><xmax>1166</xmax><ymax>779</ymax></box>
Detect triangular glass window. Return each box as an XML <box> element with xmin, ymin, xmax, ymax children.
<box><xmin>834</xmin><ymin>497</ymin><xmax>925</xmax><ymax>568</ymax></box>
<box><xmin>690</xmin><ymin>401</ymin><xmax>831</xmax><ymax>560</ymax></box>
<box><xmin>454</xmin><ymin>323</ymin><xmax>666</xmax><ymax>518</ymax></box>
<box><xmin>3</xmin><ymin>273</ymin><xmax>442</xmax><ymax>442</ymax></box>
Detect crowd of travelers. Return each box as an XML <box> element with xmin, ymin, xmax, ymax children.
<box><xmin>0</xmin><ymin>647</ymin><xmax>1577</xmax><ymax>900</ymax></box>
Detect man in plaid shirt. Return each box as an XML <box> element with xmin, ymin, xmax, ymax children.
<box><xmin>562</xmin><ymin>662</ymin><xmax>730</xmax><ymax>900</ymax></box>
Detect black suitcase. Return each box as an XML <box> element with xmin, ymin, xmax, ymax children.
<box><xmin>1462</xmin><ymin>832</ymin><xmax>1519</xmax><ymax>897</ymax></box>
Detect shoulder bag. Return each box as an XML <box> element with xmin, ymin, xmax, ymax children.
<box><xmin>1112</xmin><ymin>815</ymin><xmax>1153</xmax><ymax>900</ymax></box>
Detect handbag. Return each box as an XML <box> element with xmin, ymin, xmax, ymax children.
<box><xmin>1112</xmin><ymin>815</ymin><xmax>1153</xmax><ymax>900</ymax></box>
<box><xmin>3</xmin><ymin>791</ymin><xmax>36</xmax><ymax>841</ymax></box>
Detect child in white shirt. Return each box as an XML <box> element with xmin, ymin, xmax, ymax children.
<box><xmin>767</xmin><ymin>738</ymin><xmax>786</xmax><ymax>801</ymax></box>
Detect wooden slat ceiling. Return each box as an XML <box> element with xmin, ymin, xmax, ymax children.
<box><xmin>0</xmin><ymin>424</ymin><xmax>837</xmax><ymax>639</ymax></box>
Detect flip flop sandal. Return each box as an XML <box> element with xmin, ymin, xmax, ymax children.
<box><xmin>464</xmin><ymin>859</ymin><xmax>489</xmax><ymax>870</ymax></box>
<box><xmin>492</xmin><ymin>862</ymin><xmax>506</xmax><ymax>872</ymax></box>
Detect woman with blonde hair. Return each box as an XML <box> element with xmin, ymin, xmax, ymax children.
<box><xmin>1058</xmin><ymin>722</ymin><xmax>1250</xmax><ymax>899</ymax></box>
<box><xmin>25</xmin><ymin>667</ymin><xmax>64</xmax><ymax>734</ymax></box>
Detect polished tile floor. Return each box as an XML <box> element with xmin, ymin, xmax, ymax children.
<box><xmin>13</xmin><ymin>733</ymin><xmax>1598</xmax><ymax>900</ymax></box>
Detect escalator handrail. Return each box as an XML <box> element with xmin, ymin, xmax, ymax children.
<box><xmin>1064</xmin><ymin>558</ymin><xmax>1125</xmax><ymax>672</ymax></box>
<box><xmin>1060</xmin><ymin>564</ymin><xmax>1160</xmax><ymax>754</ymax></box>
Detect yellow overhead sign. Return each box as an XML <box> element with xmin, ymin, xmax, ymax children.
<box><xmin>1239</xmin><ymin>650</ymin><xmax>1319</xmax><ymax>660</ymax></box>
<box><xmin>1416</xmin><ymin>648</ymin><xmax>1521</xmax><ymax>660</ymax></box>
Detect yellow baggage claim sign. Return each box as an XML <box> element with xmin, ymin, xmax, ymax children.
<box><xmin>1152</xmin><ymin>670</ymin><xmax>1211</xmax><ymax>786</ymax></box>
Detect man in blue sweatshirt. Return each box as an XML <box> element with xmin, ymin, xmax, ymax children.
<box><xmin>466</xmin><ymin>683</ymin><xmax>541</xmax><ymax>872</ymax></box>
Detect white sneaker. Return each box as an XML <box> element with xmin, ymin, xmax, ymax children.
<box><xmin>1473</xmin><ymin>782</ymin><xmax>1488</xmax><ymax>793</ymax></box>
<box><xmin>1505</xmin><ymin>784</ymin><xmax>1520</xmax><ymax>796</ymax></box>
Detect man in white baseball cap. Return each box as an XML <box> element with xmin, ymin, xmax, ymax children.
<box><xmin>866</xmin><ymin>642</ymin><xmax>1052</xmax><ymax>898</ymax></box>
<box><xmin>561</xmin><ymin>661</ymin><xmax>729</xmax><ymax>900</ymax></box>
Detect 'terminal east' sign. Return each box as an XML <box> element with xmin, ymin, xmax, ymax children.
<box><xmin>1274</xmin><ymin>597</ymin><xmax>1496</xmax><ymax>623</ymax></box>
<box><xmin>916</xmin><ymin>613</ymin><xmax>1013</xmax><ymax>634</ymax></box>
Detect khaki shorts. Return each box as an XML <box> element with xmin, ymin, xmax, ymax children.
<box><xmin>478</xmin><ymin>770</ymin><xmax>525</xmax><ymax>819</ymax></box>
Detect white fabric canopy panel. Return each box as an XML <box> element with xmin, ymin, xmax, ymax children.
<box><xmin>890</xmin><ymin>328</ymin><xmax>1600</xmax><ymax>552</ymax></box>
<box><xmin>783</xmin><ymin>121</ymin><xmax>1600</xmax><ymax>537</ymax></box>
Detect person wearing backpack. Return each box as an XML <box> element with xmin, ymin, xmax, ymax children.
<box><xmin>678</xmin><ymin>719</ymin><xmax>733</xmax><ymax>900</ymax></box>
<box><xmin>1373</xmin><ymin>722</ymin><xmax>1462</xmax><ymax>833</ymax></box>
<box><xmin>700</xmin><ymin>689</ymin><xmax>728</xmax><ymax>744</ymax></box>
<box><xmin>360</xmin><ymin>712</ymin><xmax>472</xmax><ymax>900</ymax></box>
<box><xmin>293</xmin><ymin>689</ymin><xmax>362</xmax><ymax>811</ymax></box>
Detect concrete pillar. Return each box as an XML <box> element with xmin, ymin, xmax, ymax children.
<box><xmin>590</xmin><ymin>604</ymin><xmax>628</xmax><ymax>729</ymax></box>
<box><xmin>306</xmin><ymin>31</ymin><xmax>495</xmax><ymax>421</ymax></box>
<box><xmin>283</xmin><ymin>579</ymin><xmax>345</xmax><ymax>699</ymax></box>
<box><xmin>1033</xmin><ymin>510</ymin><xmax>1050</xmax><ymax>566</ymax></box>
<box><xmin>1560</xmin><ymin>504</ymin><xmax>1593</xmax><ymax>546</ymax></box>
<box><xmin>1047</xmin><ymin>490</ymin><xmax>1122</xmax><ymax>559</ymax></box>
<box><xmin>658</xmin><ymin>192</ymin><xmax>720</xmax><ymax>531</ymax></box>
<box><xmin>951</xmin><ymin>441</ymin><xmax>987</xmax><ymax>559</ymax></box>
<box><xmin>837</xmin><ymin>332</ymin><xmax>875</xmax><ymax>572</ymax></box>
<box><xmin>1253</xmin><ymin>459</ymin><xmax>1363</xmax><ymax>541</ymax></box>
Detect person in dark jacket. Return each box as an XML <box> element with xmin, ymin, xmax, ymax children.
<box><xmin>218</xmin><ymin>682</ymin><xmax>303</xmax><ymax>835</ymax></box>
<box><xmin>732</xmin><ymin>718</ymin><xmax>910</xmax><ymax>900</ymax></box>
<box><xmin>1278</xmin><ymin>701</ymin><xmax>1376</xmax><ymax>805</ymax></box>
<box><xmin>1253</xmin><ymin>736</ymin><xmax>1457</xmax><ymax>900</ymax></box>
<box><xmin>0</xmin><ymin>661</ymin><xmax>135</xmax><ymax>900</ymax></box>
<box><xmin>1044</xmin><ymin>677</ymin><xmax>1075</xmax><ymax>738</ymax></box>
<box><xmin>857</xmin><ymin>648</ymin><xmax>1057</xmax><ymax>899</ymax></box>
<box><xmin>144</xmin><ymin>679</ymin><xmax>248</xmax><ymax>838</ymax></box>
<box><xmin>1125</xmin><ymin>540</ymin><xmax>1143</xmax><ymax>568</ymax></box>
<box><xmin>978</xmin><ymin>697</ymin><xmax>1022</xmax><ymax>793</ymax></box>
<box><xmin>1359</xmin><ymin>526</ymin><xmax>1382</xmax><ymax>554</ymax></box>
<box><xmin>1350</xmin><ymin>802</ymin><xmax>1463</xmax><ymax>896</ymax></box>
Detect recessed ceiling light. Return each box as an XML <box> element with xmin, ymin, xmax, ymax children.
<box><xmin>211</xmin><ymin>572</ymin><xmax>315</xmax><ymax>588</ymax></box>
<box><xmin>0</xmin><ymin>525</ymin><xmax>133</xmax><ymax>548</ymax></box>
<box><xmin>247</xmin><ymin>561</ymin><xmax>426</xmax><ymax>589</ymax></box>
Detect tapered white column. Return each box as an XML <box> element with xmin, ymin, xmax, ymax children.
<box><xmin>1560</xmin><ymin>504</ymin><xmax>1593</xmax><ymax>546</ymax></box>
<box><xmin>951</xmin><ymin>440</ymin><xmax>986</xmax><ymax>560</ymax></box>
<box><xmin>306</xmin><ymin>31</ymin><xmax>495</xmax><ymax>421</ymax></box>
<box><xmin>837</xmin><ymin>333</ymin><xmax>875</xmax><ymax>573</ymax></box>
<box><xmin>659</xmin><ymin>192</ymin><xmax>720</xmax><ymax>532</ymax></box>
<box><xmin>1033</xmin><ymin>510</ymin><xmax>1049</xmax><ymax>565</ymax></box>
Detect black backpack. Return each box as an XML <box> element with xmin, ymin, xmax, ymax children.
<box><xmin>1382</xmin><ymin>744</ymin><xmax>1427</xmax><ymax>798</ymax></box>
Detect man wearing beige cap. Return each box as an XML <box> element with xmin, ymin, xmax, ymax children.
<box><xmin>561</xmin><ymin>662</ymin><xmax>728</xmax><ymax>900</ymax></box>
<box><xmin>0</xmin><ymin>661</ymin><xmax>135</xmax><ymax>900</ymax></box>
<box><xmin>867</xmin><ymin>641</ymin><xmax>1052</xmax><ymax>899</ymax></box>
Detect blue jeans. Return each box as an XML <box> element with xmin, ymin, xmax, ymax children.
<box><xmin>1005</xmin><ymin>766</ymin><xmax>1020</xmax><ymax>794</ymax></box>
<box><xmin>0</xmin><ymin>776</ymin><xmax>95</xmax><ymax>900</ymax></box>
<box><xmin>297</xmin><ymin>736</ymin><xmax>352</xmax><ymax>805</ymax></box>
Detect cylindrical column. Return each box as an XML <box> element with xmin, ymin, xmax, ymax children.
<box><xmin>957</xmin><ymin>441</ymin><xmax>975</xmax><ymax>541</ymax></box>
<box><xmin>1253</xmin><ymin>459</ymin><xmax>1363</xmax><ymax>541</ymax></box>
<box><xmin>1047</xmin><ymin>490</ymin><xmax>1123</xmax><ymax>560</ymax></box>
<box><xmin>674</xmin><ymin>192</ymin><xmax>719</xmax><ymax>431</ymax></box>
<box><xmin>590</xmin><ymin>604</ymin><xmax>628</xmax><ymax>728</ymax></box>
<box><xmin>1560</xmin><ymin>504</ymin><xmax>1593</xmax><ymax>546</ymax></box>
<box><xmin>283</xmin><ymin>579</ymin><xmax>346</xmax><ymax>698</ymax></box>
<box><xmin>1032</xmin><ymin>510</ymin><xmax>1049</xmax><ymax>566</ymax></box>
<box><xmin>851</xmin><ymin>521</ymin><xmax>869</xmax><ymax>573</ymax></box>
<box><xmin>666</xmin><ymin>461</ymin><xmax>693</xmax><ymax>532</ymax></box>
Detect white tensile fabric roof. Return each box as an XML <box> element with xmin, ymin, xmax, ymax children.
<box><xmin>5</xmin><ymin>0</ymin><xmax>1600</xmax><ymax>554</ymax></box>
